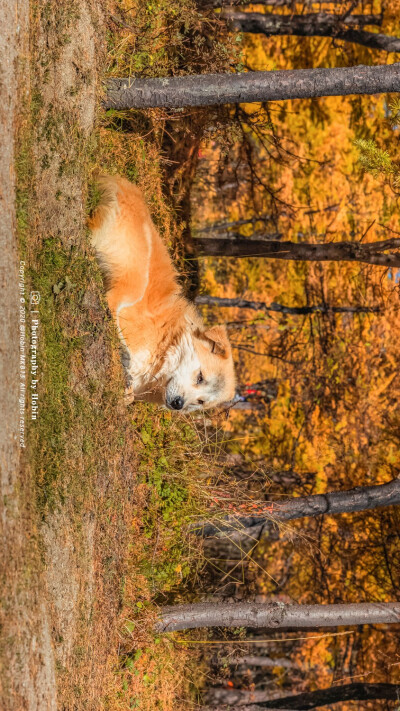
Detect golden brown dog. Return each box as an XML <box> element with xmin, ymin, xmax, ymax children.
<box><xmin>89</xmin><ymin>175</ymin><xmax>236</xmax><ymax>411</ymax></box>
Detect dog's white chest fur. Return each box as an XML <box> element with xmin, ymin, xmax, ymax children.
<box><xmin>124</xmin><ymin>348</ymin><xmax>154</xmax><ymax>395</ymax></box>
<box><xmin>124</xmin><ymin>330</ymin><xmax>196</xmax><ymax>400</ymax></box>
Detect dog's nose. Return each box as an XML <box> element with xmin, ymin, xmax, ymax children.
<box><xmin>170</xmin><ymin>396</ymin><xmax>184</xmax><ymax>410</ymax></box>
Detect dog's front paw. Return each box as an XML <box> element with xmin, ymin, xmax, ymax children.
<box><xmin>124</xmin><ymin>386</ymin><xmax>135</xmax><ymax>406</ymax></box>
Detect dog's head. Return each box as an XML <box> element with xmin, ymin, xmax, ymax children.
<box><xmin>164</xmin><ymin>324</ymin><xmax>236</xmax><ymax>412</ymax></box>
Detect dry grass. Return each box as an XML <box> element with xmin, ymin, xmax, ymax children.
<box><xmin>91</xmin><ymin>126</ymin><xmax>177</xmax><ymax>244</ymax></box>
<box><xmin>106</xmin><ymin>0</ymin><xmax>235</xmax><ymax>80</ymax></box>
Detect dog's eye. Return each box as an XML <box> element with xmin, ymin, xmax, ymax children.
<box><xmin>198</xmin><ymin>399</ymin><xmax>204</xmax><ymax>405</ymax></box>
<box><xmin>197</xmin><ymin>372</ymin><xmax>204</xmax><ymax>385</ymax></box>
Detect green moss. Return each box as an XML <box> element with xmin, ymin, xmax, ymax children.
<box><xmin>132</xmin><ymin>408</ymin><xmax>204</xmax><ymax>592</ymax></box>
<box><xmin>27</xmin><ymin>238</ymin><xmax>104</xmax><ymax>508</ymax></box>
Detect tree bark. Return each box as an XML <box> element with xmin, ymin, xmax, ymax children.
<box><xmin>237</xmin><ymin>655</ymin><xmax>298</xmax><ymax>668</ymax></box>
<box><xmin>205</xmin><ymin>687</ymin><xmax>288</xmax><ymax>705</ymax></box>
<box><xmin>223</xmin><ymin>12</ymin><xmax>397</xmax><ymax>53</ymax></box>
<box><xmin>105</xmin><ymin>63</ymin><xmax>400</xmax><ymax>110</ymax></box>
<box><xmin>199</xmin><ymin>0</ymin><xmax>359</xmax><ymax>7</ymax></box>
<box><xmin>195</xmin><ymin>294</ymin><xmax>379</xmax><ymax>316</ymax></box>
<box><xmin>204</xmin><ymin>682</ymin><xmax>400</xmax><ymax>708</ymax></box>
<box><xmin>195</xmin><ymin>236</ymin><xmax>400</xmax><ymax>267</ymax></box>
<box><xmin>230</xmin><ymin>401</ymin><xmax>264</xmax><ymax>411</ymax></box>
<box><xmin>193</xmin><ymin>477</ymin><xmax>400</xmax><ymax>538</ymax></box>
<box><xmin>157</xmin><ymin>600</ymin><xmax>400</xmax><ymax>632</ymax></box>
<box><xmin>196</xmin><ymin>216</ymin><xmax>275</xmax><ymax>233</ymax></box>
<box><xmin>203</xmin><ymin>708</ymin><xmax>290</xmax><ymax>711</ymax></box>
<box><xmin>224</xmin><ymin>12</ymin><xmax>381</xmax><ymax>30</ymax></box>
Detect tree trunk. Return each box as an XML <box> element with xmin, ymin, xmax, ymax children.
<box><xmin>203</xmin><ymin>708</ymin><xmax>288</xmax><ymax>711</ymax></box>
<box><xmin>105</xmin><ymin>63</ymin><xmax>400</xmax><ymax>110</ymax></box>
<box><xmin>230</xmin><ymin>401</ymin><xmax>265</xmax><ymax>411</ymax></box>
<box><xmin>199</xmin><ymin>0</ymin><xmax>360</xmax><ymax>7</ymax></box>
<box><xmin>223</xmin><ymin>12</ymin><xmax>396</xmax><ymax>53</ymax></box>
<box><xmin>237</xmin><ymin>655</ymin><xmax>298</xmax><ymax>668</ymax></box>
<box><xmin>196</xmin><ymin>216</ymin><xmax>276</xmax><ymax>233</ymax></box>
<box><xmin>204</xmin><ymin>682</ymin><xmax>400</xmax><ymax>708</ymax></box>
<box><xmin>193</xmin><ymin>477</ymin><xmax>400</xmax><ymax>538</ymax></box>
<box><xmin>195</xmin><ymin>294</ymin><xmax>379</xmax><ymax>316</ymax></box>
<box><xmin>195</xmin><ymin>236</ymin><xmax>400</xmax><ymax>267</ymax></box>
<box><xmin>205</xmin><ymin>688</ymin><xmax>288</xmax><ymax>705</ymax></box>
<box><xmin>157</xmin><ymin>600</ymin><xmax>400</xmax><ymax>632</ymax></box>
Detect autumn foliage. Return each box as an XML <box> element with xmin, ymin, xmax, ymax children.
<box><xmin>186</xmin><ymin>2</ymin><xmax>400</xmax><ymax>706</ymax></box>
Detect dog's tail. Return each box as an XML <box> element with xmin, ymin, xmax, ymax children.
<box><xmin>88</xmin><ymin>174</ymin><xmax>153</xmax><ymax>288</ymax></box>
<box><xmin>88</xmin><ymin>173</ymin><xmax>121</xmax><ymax>234</ymax></box>
<box><xmin>88</xmin><ymin>175</ymin><xmax>125</xmax><ymax>288</ymax></box>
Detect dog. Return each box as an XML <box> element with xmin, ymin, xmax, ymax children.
<box><xmin>89</xmin><ymin>175</ymin><xmax>236</xmax><ymax>412</ymax></box>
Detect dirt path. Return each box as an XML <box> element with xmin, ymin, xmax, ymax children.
<box><xmin>0</xmin><ymin>1</ymin><xmax>58</xmax><ymax>709</ymax></box>
<box><xmin>0</xmin><ymin>2</ymin><xmax>25</xmax><ymax>497</ymax></box>
<box><xmin>0</xmin><ymin>0</ymin><xmax>106</xmax><ymax>707</ymax></box>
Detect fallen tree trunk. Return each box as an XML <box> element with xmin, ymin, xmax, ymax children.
<box><xmin>223</xmin><ymin>12</ymin><xmax>397</xmax><ymax>53</ymax></box>
<box><xmin>204</xmin><ymin>682</ymin><xmax>400</xmax><ymax>708</ymax></box>
<box><xmin>105</xmin><ymin>63</ymin><xmax>400</xmax><ymax>110</ymax></box>
<box><xmin>237</xmin><ymin>655</ymin><xmax>298</xmax><ymax>668</ymax></box>
<box><xmin>199</xmin><ymin>0</ymin><xmax>345</xmax><ymax>6</ymax></box>
<box><xmin>205</xmin><ymin>687</ymin><xmax>291</xmax><ymax>705</ymax></box>
<box><xmin>195</xmin><ymin>236</ymin><xmax>400</xmax><ymax>267</ymax></box>
<box><xmin>203</xmin><ymin>708</ymin><xmax>292</xmax><ymax>711</ymax></box>
<box><xmin>157</xmin><ymin>600</ymin><xmax>400</xmax><ymax>632</ymax></box>
<box><xmin>195</xmin><ymin>294</ymin><xmax>379</xmax><ymax>316</ymax></box>
<box><xmin>193</xmin><ymin>477</ymin><xmax>400</xmax><ymax>538</ymax></box>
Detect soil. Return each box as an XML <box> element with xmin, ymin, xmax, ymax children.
<box><xmin>33</xmin><ymin>0</ymin><xmax>103</xmax><ymax>244</ymax></box>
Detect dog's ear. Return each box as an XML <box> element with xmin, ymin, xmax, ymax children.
<box><xmin>202</xmin><ymin>325</ymin><xmax>231</xmax><ymax>359</ymax></box>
